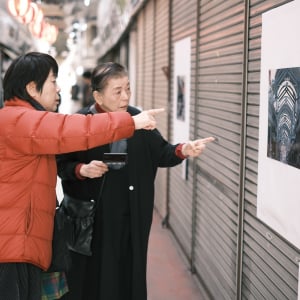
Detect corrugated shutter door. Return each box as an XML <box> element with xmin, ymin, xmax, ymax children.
<box><xmin>135</xmin><ymin>0</ymin><xmax>169</xmax><ymax>217</ymax></box>
<box><xmin>194</xmin><ymin>1</ymin><xmax>245</xmax><ymax>299</ymax></box>
<box><xmin>243</xmin><ymin>0</ymin><xmax>299</xmax><ymax>299</ymax></box>
<box><xmin>136</xmin><ymin>12</ymin><xmax>145</xmax><ymax>109</ymax></box>
<box><xmin>143</xmin><ymin>1</ymin><xmax>155</xmax><ymax>111</ymax></box>
<box><xmin>153</xmin><ymin>0</ymin><xmax>170</xmax><ymax>217</ymax></box>
<box><xmin>168</xmin><ymin>0</ymin><xmax>199</xmax><ymax>263</ymax></box>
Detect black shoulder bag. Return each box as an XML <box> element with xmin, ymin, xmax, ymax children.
<box><xmin>47</xmin><ymin>199</ymin><xmax>72</xmax><ymax>272</ymax></box>
<box><xmin>31</xmin><ymin>156</ymin><xmax>71</xmax><ymax>273</ymax></box>
<box><xmin>59</xmin><ymin>176</ymin><xmax>106</xmax><ymax>256</ymax></box>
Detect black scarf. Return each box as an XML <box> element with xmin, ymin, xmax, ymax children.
<box><xmin>28</xmin><ymin>98</ymin><xmax>46</xmax><ymax>111</ymax></box>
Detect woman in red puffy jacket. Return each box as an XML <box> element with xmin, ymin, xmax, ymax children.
<box><xmin>0</xmin><ymin>52</ymin><xmax>162</xmax><ymax>300</ymax></box>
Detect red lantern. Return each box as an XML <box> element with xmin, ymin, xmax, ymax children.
<box><xmin>48</xmin><ymin>24</ymin><xmax>58</xmax><ymax>44</ymax></box>
<box><xmin>7</xmin><ymin>0</ymin><xmax>31</xmax><ymax>17</ymax></box>
<box><xmin>28</xmin><ymin>7</ymin><xmax>44</xmax><ymax>38</ymax></box>
<box><xmin>41</xmin><ymin>23</ymin><xmax>58</xmax><ymax>45</ymax></box>
<box><xmin>18</xmin><ymin>2</ymin><xmax>38</xmax><ymax>24</ymax></box>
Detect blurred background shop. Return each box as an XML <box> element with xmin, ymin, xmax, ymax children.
<box><xmin>2</xmin><ymin>1</ymin><xmax>300</xmax><ymax>299</ymax></box>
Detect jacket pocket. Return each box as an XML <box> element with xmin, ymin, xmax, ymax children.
<box><xmin>25</xmin><ymin>202</ymin><xmax>33</xmax><ymax>234</ymax></box>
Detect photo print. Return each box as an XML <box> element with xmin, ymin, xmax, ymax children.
<box><xmin>176</xmin><ymin>75</ymin><xmax>185</xmax><ymax>121</ymax></box>
<box><xmin>267</xmin><ymin>67</ymin><xmax>300</xmax><ymax>168</ymax></box>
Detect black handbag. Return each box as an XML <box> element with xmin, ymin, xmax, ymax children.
<box><xmin>59</xmin><ymin>176</ymin><xmax>105</xmax><ymax>256</ymax></box>
<box><xmin>33</xmin><ymin>155</ymin><xmax>71</xmax><ymax>272</ymax></box>
<box><xmin>47</xmin><ymin>203</ymin><xmax>72</xmax><ymax>272</ymax></box>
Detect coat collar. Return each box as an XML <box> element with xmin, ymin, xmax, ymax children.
<box><xmin>5</xmin><ymin>97</ymin><xmax>35</xmax><ymax>109</ymax></box>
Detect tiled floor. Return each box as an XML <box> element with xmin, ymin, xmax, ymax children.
<box><xmin>147</xmin><ymin>210</ymin><xmax>206</xmax><ymax>300</ymax></box>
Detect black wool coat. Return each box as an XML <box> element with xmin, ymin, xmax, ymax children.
<box><xmin>57</xmin><ymin>105</ymin><xmax>183</xmax><ymax>300</ymax></box>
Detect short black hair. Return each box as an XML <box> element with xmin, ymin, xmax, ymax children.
<box><xmin>3</xmin><ymin>51</ymin><xmax>58</xmax><ymax>103</ymax></box>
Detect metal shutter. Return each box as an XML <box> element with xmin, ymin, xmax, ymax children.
<box><xmin>134</xmin><ymin>0</ymin><xmax>170</xmax><ymax>218</ymax></box>
<box><xmin>168</xmin><ymin>0</ymin><xmax>199</xmax><ymax>265</ymax></box>
<box><xmin>136</xmin><ymin>11</ymin><xmax>146</xmax><ymax>109</ymax></box>
<box><xmin>143</xmin><ymin>0</ymin><xmax>155</xmax><ymax>110</ymax></box>
<box><xmin>242</xmin><ymin>0</ymin><xmax>299</xmax><ymax>299</ymax></box>
<box><xmin>193</xmin><ymin>1</ymin><xmax>245</xmax><ymax>299</ymax></box>
<box><xmin>152</xmin><ymin>0</ymin><xmax>170</xmax><ymax>217</ymax></box>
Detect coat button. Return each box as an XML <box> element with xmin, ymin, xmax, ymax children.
<box><xmin>129</xmin><ymin>185</ymin><xmax>134</xmax><ymax>191</ymax></box>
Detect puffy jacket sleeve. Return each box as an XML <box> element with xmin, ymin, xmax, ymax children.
<box><xmin>4</xmin><ymin>109</ymin><xmax>135</xmax><ymax>154</ymax></box>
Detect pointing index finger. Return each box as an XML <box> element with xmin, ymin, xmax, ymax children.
<box><xmin>147</xmin><ymin>108</ymin><xmax>165</xmax><ymax>115</ymax></box>
<box><xmin>200</xmin><ymin>137</ymin><xmax>217</xmax><ymax>144</ymax></box>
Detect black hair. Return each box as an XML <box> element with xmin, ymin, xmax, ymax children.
<box><xmin>91</xmin><ymin>62</ymin><xmax>128</xmax><ymax>93</ymax></box>
<box><xmin>82</xmin><ymin>70</ymin><xmax>92</xmax><ymax>79</ymax></box>
<box><xmin>3</xmin><ymin>52</ymin><xmax>58</xmax><ymax>106</ymax></box>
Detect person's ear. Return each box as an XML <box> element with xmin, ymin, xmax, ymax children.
<box><xmin>93</xmin><ymin>90</ymin><xmax>103</xmax><ymax>105</ymax></box>
<box><xmin>26</xmin><ymin>81</ymin><xmax>38</xmax><ymax>98</ymax></box>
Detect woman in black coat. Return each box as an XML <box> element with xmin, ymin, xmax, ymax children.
<box><xmin>57</xmin><ymin>62</ymin><xmax>214</xmax><ymax>300</ymax></box>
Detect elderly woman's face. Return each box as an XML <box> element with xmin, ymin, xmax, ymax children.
<box><xmin>94</xmin><ymin>76</ymin><xmax>131</xmax><ymax>112</ymax></box>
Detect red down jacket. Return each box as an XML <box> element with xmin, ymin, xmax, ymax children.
<box><xmin>0</xmin><ymin>98</ymin><xmax>134</xmax><ymax>270</ymax></box>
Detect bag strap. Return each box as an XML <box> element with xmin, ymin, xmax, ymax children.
<box><xmin>95</xmin><ymin>174</ymin><xmax>106</xmax><ymax>209</ymax></box>
<box><xmin>87</xmin><ymin>105</ymin><xmax>106</xmax><ymax>208</ymax></box>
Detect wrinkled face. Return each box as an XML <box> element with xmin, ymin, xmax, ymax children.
<box><xmin>94</xmin><ymin>76</ymin><xmax>131</xmax><ymax>112</ymax></box>
<box><xmin>27</xmin><ymin>70</ymin><xmax>61</xmax><ymax>112</ymax></box>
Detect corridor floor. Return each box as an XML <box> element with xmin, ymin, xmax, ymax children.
<box><xmin>147</xmin><ymin>210</ymin><xmax>206</xmax><ymax>300</ymax></box>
